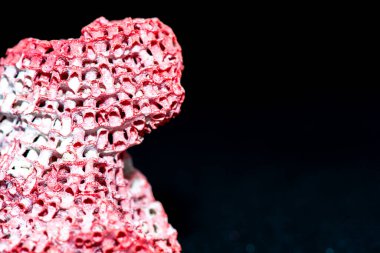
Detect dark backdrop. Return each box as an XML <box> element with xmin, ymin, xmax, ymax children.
<box><xmin>0</xmin><ymin>3</ymin><xmax>376</xmax><ymax>253</ymax></box>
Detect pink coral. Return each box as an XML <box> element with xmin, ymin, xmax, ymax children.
<box><xmin>0</xmin><ymin>17</ymin><xmax>184</xmax><ymax>252</ymax></box>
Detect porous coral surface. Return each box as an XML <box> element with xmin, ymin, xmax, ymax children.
<box><xmin>0</xmin><ymin>17</ymin><xmax>184</xmax><ymax>252</ymax></box>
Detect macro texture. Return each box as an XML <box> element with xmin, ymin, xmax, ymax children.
<box><xmin>0</xmin><ymin>17</ymin><xmax>184</xmax><ymax>252</ymax></box>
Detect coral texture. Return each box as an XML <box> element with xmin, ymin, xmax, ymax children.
<box><xmin>0</xmin><ymin>17</ymin><xmax>184</xmax><ymax>252</ymax></box>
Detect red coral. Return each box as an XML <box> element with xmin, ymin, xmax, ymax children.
<box><xmin>0</xmin><ymin>17</ymin><xmax>184</xmax><ymax>252</ymax></box>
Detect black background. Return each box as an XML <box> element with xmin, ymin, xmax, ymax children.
<box><xmin>0</xmin><ymin>3</ymin><xmax>377</xmax><ymax>253</ymax></box>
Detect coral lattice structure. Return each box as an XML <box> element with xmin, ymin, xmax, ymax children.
<box><xmin>0</xmin><ymin>17</ymin><xmax>184</xmax><ymax>252</ymax></box>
